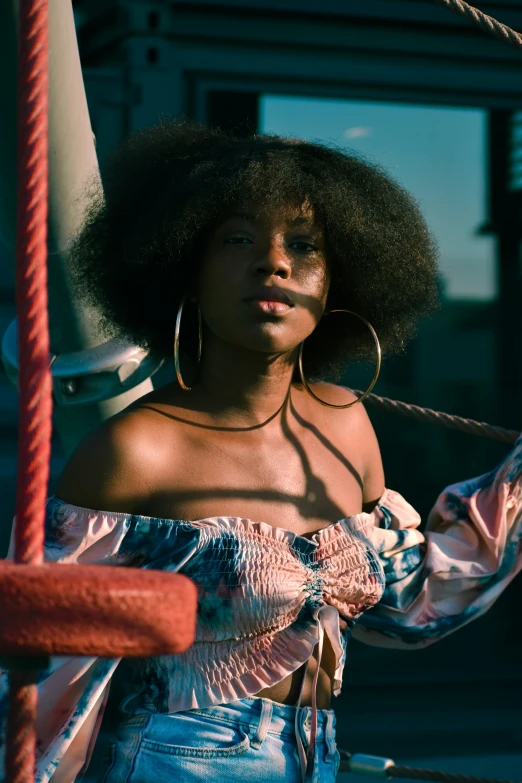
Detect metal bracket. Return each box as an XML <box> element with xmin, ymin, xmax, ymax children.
<box><xmin>1</xmin><ymin>318</ymin><xmax>164</xmax><ymax>406</ymax></box>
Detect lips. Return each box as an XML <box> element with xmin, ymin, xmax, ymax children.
<box><xmin>245</xmin><ymin>288</ymin><xmax>294</xmax><ymax>306</ymax></box>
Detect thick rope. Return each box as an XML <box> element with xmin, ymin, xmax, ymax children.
<box><xmin>14</xmin><ymin>0</ymin><xmax>50</xmax><ymax>566</ymax></box>
<box><xmin>6</xmin><ymin>676</ymin><xmax>39</xmax><ymax>783</ymax></box>
<box><xmin>6</xmin><ymin>1</ymin><xmax>51</xmax><ymax>782</ymax></box>
<box><xmin>389</xmin><ymin>766</ymin><xmax>519</xmax><ymax>783</ymax></box>
<box><xmin>432</xmin><ymin>0</ymin><xmax>522</xmax><ymax>49</ymax></box>
<box><xmin>349</xmin><ymin>390</ymin><xmax>520</xmax><ymax>445</ymax></box>
<box><xmin>339</xmin><ymin>754</ymin><xmax>520</xmax><ymax>783</ymax></box>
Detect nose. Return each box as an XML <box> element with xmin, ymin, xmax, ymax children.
<box><xmin>255</xmin><ymin>244</ymin><xmax>291</xmax><ymax>279</ymax></box>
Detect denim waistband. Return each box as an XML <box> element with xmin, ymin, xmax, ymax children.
<box><xmin>190</xmin><ymin>697</ymin><xmax>336</xmax><ymax>741</ymax></box>
<box><xmin>120</xmin><ymin>695</ymin><xmax>337</xmax><ymax>750</ymax></box>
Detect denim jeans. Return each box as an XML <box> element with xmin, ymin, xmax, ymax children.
<box><xmin>100</xmin><ymin>696</ymin><xmax>340</xmax><ymax>783</ymax></box>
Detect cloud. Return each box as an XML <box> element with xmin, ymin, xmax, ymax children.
<box><xmin>343</xmin><ymin>126</ymin><xmax>373</xmax><ymax>139</ymax></box>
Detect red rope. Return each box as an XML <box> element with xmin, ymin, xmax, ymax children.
<box><xmin>6</xmin><ymin>675</ymin><xmax>39</xmax><ymax>783</ymax></box>
<box><xmin>6</xmin><ymin>0</ymin><xmax>51</xmax><ymax>781</ymax></box>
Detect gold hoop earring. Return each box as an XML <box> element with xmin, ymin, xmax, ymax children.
<box><xmin>174</xmin><ymin>294</ymin><xmax>203</xmax><ymax>391</ymax></box>
<box><xmin>298</xmin><ymin>309</ymin><xmax>381</xmax><ymax>409</ymax></box>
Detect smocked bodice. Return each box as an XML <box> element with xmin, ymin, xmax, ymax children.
<box><xmin>45</xmin><ymin>495</ymin><xmax>393</xmax><ymax>723</ymax></box>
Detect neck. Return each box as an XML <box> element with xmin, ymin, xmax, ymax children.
<box><xmin>193</xmin><ymin>334</ymin><xmax>299</xmax><ymax>427</ymax></box>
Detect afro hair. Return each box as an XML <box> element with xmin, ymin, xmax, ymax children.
<box><xmin>67</xmin><ymin>117</ymin><xmax>441</xmax><ymax>382</ymax></box>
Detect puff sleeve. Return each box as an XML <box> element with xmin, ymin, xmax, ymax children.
<box><xmin>354</xmin><ymin>436</ymin><xmax>522</xmax><ymax>648</ymax></box>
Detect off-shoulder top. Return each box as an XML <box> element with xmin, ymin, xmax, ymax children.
<box><xmin>1</xmin><ymin>436</ymin><xmax>522</xmax><ymax>783</ymax></box>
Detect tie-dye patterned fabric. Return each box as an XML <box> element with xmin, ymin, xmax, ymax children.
<box><xmin>1</xmin><ymin>435</ymin><xmax>521</xmax><ymax>782</ymax></box>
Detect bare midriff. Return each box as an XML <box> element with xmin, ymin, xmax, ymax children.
<box><xmin>254</xmin><ymin>633</ymin><xmax>338</xmax><ymax>710</ymax></box>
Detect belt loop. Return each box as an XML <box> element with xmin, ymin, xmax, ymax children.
<box><xmin>324</xmin><ymin>711</ymin><xmax>337</xmax><ymax>763</ymax></box>
<box><xmin>250</xmin><ymin>698</ymin><xmax>273</xmax><ymax>749</ymax></box>
<box><xmin>119</xmin><ymin>692</ymin><xmax>139</xmax><ymax>715</ymax></box>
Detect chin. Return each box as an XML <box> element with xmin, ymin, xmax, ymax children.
<box><xmin>237</xmin><ymin>324</ymin><xmax>301</xmax><ymax>354</ymax></box>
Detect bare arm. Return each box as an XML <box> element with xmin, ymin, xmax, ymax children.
<box><xmin>360</xmin><ymin>407</ymin><xmax>386</xmax><ymax>511</ymax></box>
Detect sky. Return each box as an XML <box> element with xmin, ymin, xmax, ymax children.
<box><xmin>260</xmin><ymin>96</ymin><xmax>496</xmax><ymax>301</ymax></box>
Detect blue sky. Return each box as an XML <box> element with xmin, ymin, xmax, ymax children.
<box><xmin>260</xmin><ymin>96</ymin><xmax>496</xmax><ymax>301</ymax></box>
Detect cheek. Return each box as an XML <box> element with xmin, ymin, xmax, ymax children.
<box><xmin>198</xmin><ymin>257</ymin><xmax>234</xmax><ymax>303</ymax></box>
<box><xmin>198</xmin><ymin>250</ymin><xmax>243</xmax><ymax>293</ymax></box>
<box><xmin>300</xmin><ymin>266</ymin><xmax>330</xmax><ymax>316</ymax></box>
<box><xmin>295</xmin><ymin>256</ymin><xmax>330</xmax><ymax>292</ymax></box>
<box><xmin>197</xmin><ymin>259</ymin><xmax>244</xmax><ymax>334</ymax></box>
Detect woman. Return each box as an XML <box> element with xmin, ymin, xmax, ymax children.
<box><xmin>1</xmin><ymin>121</ymin><xmax>522</xmax><ymax>783</ymax></box>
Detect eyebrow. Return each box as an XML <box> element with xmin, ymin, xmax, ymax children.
<box><xmin>232</xmin><ymin>212</ymin><xmax>257</xmax><ymax>223</ymax></box>
<box><xmin>228</xmin><ymin>212</ymin><xmax>318</xmax><ymax>229</ymax></box>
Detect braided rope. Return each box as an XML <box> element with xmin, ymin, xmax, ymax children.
<box><xmin>390</xmin><ymin>766</ymin><xmax>519</xmax><ymax>783</ymax></box>
<box><xmin>349</xmin><ymin>390</ymin><xmax>520</xmax><ymax>445</ymax></box>
<box><xmin>5</xmin><ymin>674</ymin><xmax>39</xmax><ymax>783</ymax></box>
<box><xmin>6</xmin><ymin>1</ymin><xmax>51</xmax><ymax>782</ymax></box>
<box><xmin>14</xmin><ymin>0</ymin><xmax>50</xmax><ymax>566</ymax></box>
<box><xmin>432</xmin><ymin>0</ymin><xmax>522</xmax><ymax>48</ymax></box>
<box><xmin>338</xmin><ymin>754</ymin><xmax>520</xmax><ymax>783</ymax></box>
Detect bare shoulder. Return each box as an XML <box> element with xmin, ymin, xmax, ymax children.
<box><xmin>303</xmin><ymin>382</ymin><xmax>376</xmax><ymax>441</ymax></box>
<box><xmin>55</xmin><ymin>407</ymin><xmax>175</xmax><ymax>513</ymax></box>
<box><xmin>302</xmin><ymin>382</ymin><xmax>385</xmax><ymax>506</ymax></box>
<box><xmin>305</xmin><ymin>382</ymin><xmax>361</xmax><ymax>408</ymax></box>
<box><xmin>303</xmin><ymin>382</ymin><xmax>371</xmax><ymax>429</ymax></box>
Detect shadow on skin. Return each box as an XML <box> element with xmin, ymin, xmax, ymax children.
<box><xmin>138</xmin><ymin>386</ymin><xmax>380</xmax><ymax>527</ymax></box>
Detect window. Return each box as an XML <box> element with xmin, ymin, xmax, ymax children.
<box><xmin>260</xmin><ymin>96</ymin><xmax>496</xmax><ymax>301</ymax></box>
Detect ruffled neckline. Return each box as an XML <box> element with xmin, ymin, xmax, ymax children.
<box><xmin>49</xmin><ymin>488</ymin><xmax>398</xmax><ymax>545</ymax></box>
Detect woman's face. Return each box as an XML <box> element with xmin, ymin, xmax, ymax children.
<box><xmin>198</xmin><ymin>203</ymin><xmax>330</xmax><ymax>355</ymax></box>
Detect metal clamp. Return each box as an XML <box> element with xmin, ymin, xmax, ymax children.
<box><xmin>1</xmin><ymin>318</ymin><xmax>164</xmax><ymax>406</ymax></box>
<box><xmin>349</xmin><ymin>754</ymin><xmax>396</xmax><ymax>778</ymax></box>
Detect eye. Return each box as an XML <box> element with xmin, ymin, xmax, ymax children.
<box><xmin>224</xmin><ymin>235</ymin><xmax>253</xmax><ymax>245</ymax></box>
<box><xmin>290</xmin><ymin>241</ymin><xmax>319</xmax><ymax>252</ymax></box>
